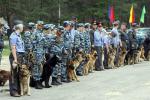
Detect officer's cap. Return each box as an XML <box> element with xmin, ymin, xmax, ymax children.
<box><xmin>57</xmin><ymin>26</ymin><xmax>64</xmax><ymax>32</ymax></box>
<box><xmin>92</xmin><ymin>20</ymin><xmax>97</xmax><ymax>25</ymax></box>
<box><xmin>28</xmin><ymin>22</ymin><xmax>35</xmax><ymax>28</ymax></box>
<box><xmin>97</xmin><ymin>22</ymin><xmax>102</xmax><ymax>27</ymax></box>
<box><xmin>63</xmin><ymin>21</ymin><xmax>71</xmax><ymax>27</ymax></box>
<box><xmin>113</xmin><ymin>20</ymin><xmax>120</xmax><ymax>25</ymax></box>
<box><xmin>72</xmin><ymin>16</ymin><xmax>77</xmax><ymax>20</ymax></box>
<box><xmin>58</xmin><ymin>26</ymin><xmax>64</xmax><ymax>30</ymax></box>
<box><xmin>50</xmin><ymin>24</ymin><xmax>56</xmax><ymax>30</ymax></box>
<box><xmin>84</xmin><ymin>23</ymin><xmax>91</xmax><ymax>28</ymax></box>
<box><xmin>43</xmin><ymin>24</ymin><xmax>51</xmax><ymax>30</ymax></box>
<box><xmin>70</xmin><ymin>21</ymin><xmax>75</xmax><ymax>27</ymax></box>
<box><xmin>77</xmin><ymin>23</ymin><xmax>84</xmax><ymax>28</ymax></box>
<box><xmin>37</xmin><ymin>20</ymin><xmax>44</xmax><ymax>25</ymax></box>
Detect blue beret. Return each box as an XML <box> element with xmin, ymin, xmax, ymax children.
<box><xmin>43</xmin><ymin>24</ymin><xmax>51</xmax><ymax>30</ymax></box>
<box><xmin>63</xmin><ymin>21</ymin><xmax>71</xmax><ymax>27</ymax></box>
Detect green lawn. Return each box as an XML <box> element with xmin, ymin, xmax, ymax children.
<box><xmin>2</xmin><ymin>41</ymin><xmax>10</xmax><ymax>56</ymax></box>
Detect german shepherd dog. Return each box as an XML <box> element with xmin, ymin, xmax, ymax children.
<box><xmin>134</xmin><ymin>45</ymin><xmax>145</xmax><ymax>63</ymax></box>
<box><xmin>83</xmin><ymin>54</ymin><xmax>90</xmax><ymax>75</ymax></box>
<box><xmin>118</xmin><ymin>42</ymin><xmax>128</xmax><ymax>67</ymax></box>
<box><xmin>19</xmin><ymin>65</ymin><xmax>31</xmax><ymax>96</ymax></box>
<box><xmin>0</xmin><ymin>70</ymin><xmax>10</xmax><ymax>86</ymax></box>
<box><xmin>83</xmin><ymin>50</ymin><xmax>97</xmax><ymax>75</ymax></box>
<box><xmin>67</xmin><ymin>52</ymin><xmax>84</xmax><ymax>82</ymax></box>
<box><xmin>140</xmin><ymin>45</ymin><xmax>145</xmax><ymax>60</ymax></box>
<box><xmin>108</xmin><ymin>45</ymin><xmax>116</xmax><ymax>69</ymax></box>
<box><xmin>89</xmin><ymin>50</ymin><xmax>98</xmax><ymax>72</ymax></box>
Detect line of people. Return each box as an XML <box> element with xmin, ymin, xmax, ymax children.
<box><xmin>7</xmin><ymin>19</ymin><xmax>150</xmax><ymax>97</ymax></box>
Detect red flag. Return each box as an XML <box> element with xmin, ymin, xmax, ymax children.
<box><xmin>109</xmin><ymin>6</ymin><xmax>115</xmax><ymax>23</ymax></box>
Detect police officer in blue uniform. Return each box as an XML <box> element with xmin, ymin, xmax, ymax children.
<box><xmin>9</xmin><ymin>22</ymin><xmax>25</xmax><ymax>97</ymax></box>
<box><xmin>94</xmin><ymin>22</ymin><xmax>105</xmax><ymax>71</ymax></box>
<box><xmin>111</xmin><ymin>21</ymin><xmax>122</xmax><ymax>67</ymax></box>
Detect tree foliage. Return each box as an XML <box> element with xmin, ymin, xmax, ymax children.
<box><xmin>0</xmin><ymin>0</ymin><xmax>150</xmax><ymax>28</ymax></box>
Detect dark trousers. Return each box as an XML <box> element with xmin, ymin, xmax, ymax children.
<box><xmin>95</xmin><ymin>46</ymin><xmax>104</xmax><ymax>70</ymax></box>
<box><xmin>103</xmin><ymin>47</ymin><xmax>108</xmax><ymax>68</ymax></box>
<box><xmin>114</xmin><ymin>46</ymin><xmax>120</xmax><ymax>66</ymax></box>
<box><xmin>9</xmin><ymin>53</ymin><xmax>25</xmax><ymax>95</ymax></box>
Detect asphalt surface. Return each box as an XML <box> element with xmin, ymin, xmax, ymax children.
<box><xmin>0</xmin><ymin>57</ymin><xmax>150</xmax><ymax>100</ymax></box>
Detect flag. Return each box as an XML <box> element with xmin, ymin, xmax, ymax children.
<box><xmin>109</xmin><ymin>6</ymin><xmax>115</xmax><ymax>23</ymax></box>
<box><xmin>140</xmin><ymin>6</ymin><xmax>146</xmax><ymax>23</ymax></box>
<box><xmin>129</xmin><ymin>5</ymin><xmax>135</xmax><ymax>23</ymax></box>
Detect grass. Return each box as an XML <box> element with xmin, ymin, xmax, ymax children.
<box><xmin>2</xmin><ymin>41</ymin><xmax>10</xmax><ymax>57</ymax></box>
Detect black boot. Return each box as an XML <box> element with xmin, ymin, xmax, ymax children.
<box><xmin>56</xmin><ymin>76</ymin><xmax>62</xmax><ymax>85</ymax></box>
<box><xmin>35</xmin><ymin>81</ymin><xmax>43</xmax><ymax>89</ymax></box>
<box><xmin>76</xmin><ymin>71</ymin><xmax>83</xmax><ymax>76</ymax></box>
<box><xmin>45</xmin><ymin>78</ymin><xmax>52</xmax><ymax>88</ymax></box>
<box><xmin>39</xmin><ymin>80</ymin><xmax>45</xmax><ymax>88</ymax></box>
<box><xmin>61</xmin><ymin>78</ymin><xmax>71</xmax><ymax>83</ymax></box>
<box><xmin>51</xmin><ymin>77</ymin><xmax>60</xmax><ymax>86</ymax></box>
<box><xmin>30</xmin><ymin>77</ymin><xmax>36</xmax><ymax>87</ymax></box>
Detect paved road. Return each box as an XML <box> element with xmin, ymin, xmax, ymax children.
<box><xmin>0</xmin><ymin>58</ymin><xmax>150</xmax><ymax>100</ymax></box>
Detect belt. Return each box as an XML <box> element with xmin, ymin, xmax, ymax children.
<box><xmin>17</xmin><ymin>52</ymin><xmax>25</xmax><ymax>55</ymax></box>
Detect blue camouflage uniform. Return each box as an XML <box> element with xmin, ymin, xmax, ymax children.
<box><xmin>61</xmin><ymin>28</ymin><xmax>72</xmax><ymax>81</ymax></box>
<box><xmin>74</xmin><ymin>23</ymin><xmax>86</xmax><ymax>76</ymax></box>
<box><xmin>32</xmin><ymin>29</ymin><xmax>46</xmax><ymax>81</ymax></box>
<box><xmin>23</xmin><ymin>30</ymin><xmax>34</xmax><ymax>68</ymax></box>
<box><xmin>50</xmin><ymin>34</ymin><xmax>63</xmax><ymax>79</ymax></box>
<box><xmin>74</xmin><ymin>30</ymin><xmax>85</xmax><ymax>53</ymax></box>
<box><xmin>84</xmin><ymin>23</ymin><xmax>91</xmax><ymax>53</ymax></box>
<box><xmin>84</xmin><ymin>30</ymin><xmax>91</xmax><ymax>53</ymax></box>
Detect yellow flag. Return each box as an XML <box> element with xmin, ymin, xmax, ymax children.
<box><xmin>129</xmin><ymin>5</ymin><xmax>135</xmax><ymax>23</ymax></box>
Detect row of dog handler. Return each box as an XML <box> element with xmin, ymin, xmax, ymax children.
<box><xmin>8</xmin><ymin>20</ymin><xmax>142</xmax><ymax>97</ymax></box>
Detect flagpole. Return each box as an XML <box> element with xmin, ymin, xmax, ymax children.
<box><xmin>58</xmin><ymin>0</ymin><xmax>61</xmax><ymax>26</ymax></box>
<box><xmin>139</xmin><ymin>22</ymin><xmax>141</xmax><ymax>27</ymax></box>
<box><xmin>130</xmin><ymin>23</ymin><xmax>131</xmax><ymax>28</ymax></box>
